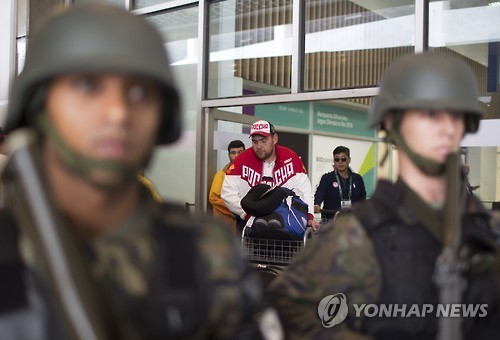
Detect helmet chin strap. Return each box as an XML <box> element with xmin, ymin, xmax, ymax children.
<box><xmin>383</xmin><ymin>113</ymin><xmax>446</xmax><ymax>177</ymax></box>
<box><xmin>37</xmin><ymin>113</ymin><xmax>140</xmax><ymax>189</ymax></box>
<box><xmin>386</xmin><ymin>130</ymin><xmax>445</xmax><ymax>176</ymax></box>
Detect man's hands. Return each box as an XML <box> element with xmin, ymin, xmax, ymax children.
<box><xmin>308</xmin><ymin>218</ymin><xmax>319</xmax><ymax>231</ymax></box>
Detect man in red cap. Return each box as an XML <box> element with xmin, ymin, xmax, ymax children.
<box><xmin>222</xmin><ymin>120</ymin><xmax>318</xmax><ymax>235</ymax></box>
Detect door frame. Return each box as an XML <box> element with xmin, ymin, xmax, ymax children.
<box><xmin>195</xmin><ymin>108</ymin><xmax>264</xmax><ymax>213</ymax></box>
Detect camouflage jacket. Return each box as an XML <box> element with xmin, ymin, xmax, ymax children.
<box><xmin>267</xmin><ymin>179</ymin><xmax>500</xmax><ymax>339</ymax></box>
<box><xmin>0</xmin><ymin>186</ymin><xmax>266</xmax><ymax>339</ymax></box>
<box><xmin>87</xmin><ymin>192</ymin><xmax>265</xmax><ymax>339</ymax></box>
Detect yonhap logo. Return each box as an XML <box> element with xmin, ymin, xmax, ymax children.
<box><xmin>317</xmin><ymin>293</ymin><xmax>348</xmax><ymax>328</ymax></box>
<box><xmin>317</xmin><ymin>292</ymin><xmax>489</xmax><ymax>329</ymax></box>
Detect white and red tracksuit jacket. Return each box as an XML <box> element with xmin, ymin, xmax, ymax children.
<box><xmin>221</xmin><ymin>145</ymin><xmax>315</xmax><ymax>220</ymax></box>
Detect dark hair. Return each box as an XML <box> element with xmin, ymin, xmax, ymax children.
<box><xmin>267</xmin><ymin>122</ymin><xmax>277</xmax><ymax>135</ymax></box>
<box><xmin>333</xmin><ymin>146</ymin><xmax>350</xmax><ymax>157</ymax></box>
<box><xmin>228</xmin><ymin>140</ymin><xmax>245</xmax><ymax>152</ymax></box>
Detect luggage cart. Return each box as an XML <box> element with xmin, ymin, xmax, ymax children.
<box><xmin>241</xmin><ymin>226</ymin><xmax>314</xmax><ymax>266</ymax></box>
<box><xmin>317</xmin><ymin>208</ymin><xmax>341</xmax><ymax>226</ymax></box>
<box><xmin>241</xmin><ymin>226</ymin><xmax>314</xmax><ymax>287</ymax></box>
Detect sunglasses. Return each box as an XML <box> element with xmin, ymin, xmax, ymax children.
<box><xmin>334</xmin><ymin>157</ymin><xmax>348</xmax><ymax>163</ymax></box>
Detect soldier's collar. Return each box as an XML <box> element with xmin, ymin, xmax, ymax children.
<box><xmin>397</xmin><ymin>179</ymin><xmax>444</xmax><ymax>243</ymax></box>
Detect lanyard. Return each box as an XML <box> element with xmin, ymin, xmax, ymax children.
<box><xmin>334</xmin><ymin>170</ymin><xmax>352</xmax><ymax>200</ymax></box>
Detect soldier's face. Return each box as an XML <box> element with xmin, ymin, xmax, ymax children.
<box><xmin>399</xmin><ymin>109</ymin><xmax>465</xmax><ymax>163</ymax></box>
<box><xmin>46</xmin><ymin>73</ymin><xmax>162</xmax><ymax>178</ymax></box>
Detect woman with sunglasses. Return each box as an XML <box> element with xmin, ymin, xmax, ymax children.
<box><xmin>313</xmin><ymin>145</ymin><xmax>366</xmax><ymax>221</ymax></box>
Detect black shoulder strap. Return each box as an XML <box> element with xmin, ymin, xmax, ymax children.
<box><xmin>462</xmin><ymin>196</ymin><xmax>499</xmax><ymax>255</ymax></box>
<box><xmin>147</xmin><ymin>202</ymin><xmax>208</xmax><ymax>338</ymax></box>
<box><xmin>0</xmin><ymin>208</ymin><xmax>28</xmax><ymax>314</ymax></box>
<box><xmin>352</xmin><ymin>180</ymin><xmax>401</xmax><ymax>234</ymax></box>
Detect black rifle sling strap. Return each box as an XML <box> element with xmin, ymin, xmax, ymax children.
<box><xmin>0</xmin><ymin>209</ymin><xmax>27</xmax><ymax>313</ymax></box>
<box><xmin>148</xmin><ymin>203</ymin><xmax>208</xmax><ymax>338</ymax></box>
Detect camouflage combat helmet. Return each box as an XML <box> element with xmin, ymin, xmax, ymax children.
<box><xmin>369</xmin><ymin>52</ymin><xmax>483</xmax><ymax>133</ymax></box>
<box><xmin>6</xmin><ymin>3</ymin><xmax>181</xmax><ymax>145</ymax></box>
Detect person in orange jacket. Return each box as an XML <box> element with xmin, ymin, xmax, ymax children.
<box><xmin>209</xmin><ymin>140</ymin><xmax>245</xmax><ymax>231</ymax></box>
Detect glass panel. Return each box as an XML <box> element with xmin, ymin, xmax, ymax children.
<box><xmin>17</xmin><ymin>0</ymin><xmax>28</xmax><ymax>37</ymax></box>
<box><xmin>143</xmin><ymin>7</ymin><xmax>199</xmax><ymax>205</ymax></box>
<box><xmin>429</xmin><ymin>0</ymin><xmax>500</xmax><ymax>120</ymax></box>
<box><xmin>304</xmin><ymin>0</ymin><xmax>415</xmax><ymax>91</ymax></box>
<box><xmin>134</xmin><ymin>0</ymin><xmax>178</xmax><ymax>9</ymax></box>
<box><xmin>212</xmin><ymin>97</ymin><xmax>377</xmax><ymax>196</ymax></box>
<box><xmin>73</xmin><ymin>0</ymin><xmax>125</xmax><ymax>8</ymax></box>
<box><xmin>212</xmin><ymin>120</ymin><xmax>251</xmax><ymax>175</ymax></box>
<box><xmin>208</xmin><ymin>0</ymin><xmax>293</xmax><ymax>98</ymax></box>
<box><xmin>429</xmin><ymin>0</ymin><xmax>500</xmax><ymax>207</ymax></box>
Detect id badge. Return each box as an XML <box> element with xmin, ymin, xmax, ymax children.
<box><xmin>341</xmin><ymin>200</ymin><xmax>351</xmax><ymax>209</ymax></box>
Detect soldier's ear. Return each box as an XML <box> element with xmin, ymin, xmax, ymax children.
<box><xmin>382</xmin><ymin>113</ymin><xmax>394</xmax><ymax>131</ymax></box>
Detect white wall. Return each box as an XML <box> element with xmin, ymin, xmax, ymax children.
<box><xmin>462</xmin><ymin>120</ymin><xmax>500</xmax><ymax>205</ymax></box>
<box><xmin>467</xmin><ymin>147</ymin><xmax>498</xmax><ymax>205</ymax></box>
<box><xmin>462</xmin><ymin>119</ymin><xmax>500</xmax><ymax>147</ymax></box>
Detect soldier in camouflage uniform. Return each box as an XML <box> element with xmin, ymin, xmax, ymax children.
<box><xmin>267</xmin><ymin>52</ymin><xmax>500</xmax><ymax>339</ymax></box>
<box><xmin>0</xmin><ymin>3</ymin><xmax>272</xmax><ymax>339</ymax></box>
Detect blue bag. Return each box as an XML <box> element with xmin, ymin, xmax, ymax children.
<box><xmin>241</xmin><ymin>185</ymin><xmax>309</xmax><ymax>240</ymax></box>
<box><xmin>272</xmin><ymin>192</ymin><xmax>309</xmax><ymax>238</ymax></box>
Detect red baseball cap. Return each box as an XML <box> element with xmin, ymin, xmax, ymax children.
<box><xmin>249</xmin><ymin>120</ymin><xmax>276</xmax><ymax>137</ymax></box>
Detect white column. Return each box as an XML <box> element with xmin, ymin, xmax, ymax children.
<box><xmin>0</xmin><ymin>0</ymin><xmax>16</xmax><ymax>126</ymax></box>
<box><xmin>477</xmin><ymin>147</ymin><xmax>497</xmax><ymax>206</ymax></box>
